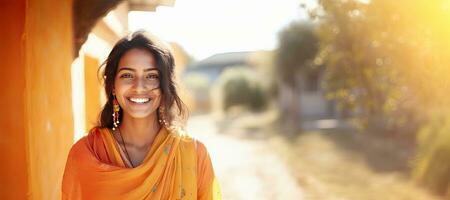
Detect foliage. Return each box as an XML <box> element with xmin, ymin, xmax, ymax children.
<box><xmin>276</xmin><ymin>21</ymin><xmax>319</xmax><ymax>87</ymax></box>
<box><xmin>275</xmin><ymin>21</ymin><xmax>319</xmax><ymax>129</ymax></box>
<box><xmin>213</xmin><ymin>67</ymin><xmax>268</xmax><ymax>112</ymax></box>
<box><xmin>413</xmin><ymin>112</ymin><xmax>450</xmax><ymax>195</ymax></box>
<box><xmin>248</xmin><ymin>51</ymin><xmax>278</xmax><ymax>97</ymax></box>
<box><xmin>308</xmin><ymin>0</ymin><xmax>450</xmax><ymax>195</ymax></box>
<box><xmin>183</xmin><ymin>73</ymin><xmax>210</xmax><ymax>93</ymax></box>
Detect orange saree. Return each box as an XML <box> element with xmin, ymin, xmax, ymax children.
<box><xmin>62</xmin><ymin>126</ymin><xmax>221</xmax><ymax>200</ymax></box>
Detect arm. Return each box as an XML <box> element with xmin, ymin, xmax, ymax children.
<box><xmin>196</xmin><ymin>141</ymin><xmax>222</xmax><ymax>200</ymax></box>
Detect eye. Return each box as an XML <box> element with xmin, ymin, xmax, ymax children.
<box><xmin>120</xmin><ymin>73</ymin><xmax>133</xmax><ymax>79</ymax></box>
<box><xmin>146</xmin><ymin>74</ymin><xmax>159</xmax><ymax>80</ymax></box>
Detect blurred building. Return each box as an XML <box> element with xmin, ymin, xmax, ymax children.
<box><xmin>183</xmin><ymin>52</ymin><xmax>253</xmax><ymax>111</ymax></box>
<box><xmin>186</xmin><ymin>51</ymin><xmax>252</xmax><ymax>82</ymax></box>
<box><xmin>183</xmin><ymin>51</ymin><xmax>337</xmax><ymax>119</ymax></box>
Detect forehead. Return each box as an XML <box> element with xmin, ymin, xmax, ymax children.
<box><xmin>118</xmin><ymin>48</ymin><xmax>157</xmax><ymax>70</ymax></box>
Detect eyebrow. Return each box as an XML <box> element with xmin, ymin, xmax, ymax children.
<box><xmin>118</xmin><ymin>67</ymin><xmax>158</xmax><ymax>72</ymax></box>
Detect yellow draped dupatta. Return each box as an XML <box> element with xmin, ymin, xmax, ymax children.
<box><xmin>62</xmin><ymin>127</ymin><xmax>221</xmax><ymax>200</ymax></box>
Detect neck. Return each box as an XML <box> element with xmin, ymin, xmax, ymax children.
<box><xmin>118</xmin><ymin>113</ymin><xmax>161</xmax><ymax>148</ymax></box>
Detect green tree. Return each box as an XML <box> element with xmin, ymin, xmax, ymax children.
<box><xmin>309</xmin><ymin>0</ymin><xmax>450</xmax><ymax>195</ymax></box>
<box><xmin>311</xmin><ymin>0</ymin><xmax>408</xmax><ymax>131</ymax></box>
<box><xmin>275</xmin><ymin>21</ymin><xmax>318</xmax><ymax>129</ymax></box>
<box><xmin>213</xmin><ymin>67</ymin><xmax>268</xmax><ymax>113</ymax></box>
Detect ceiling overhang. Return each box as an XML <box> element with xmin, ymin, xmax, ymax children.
<box><xmin>73</xmin><ymin>0</ymin><xmax>176</xmax><ymax>58</ymax></box>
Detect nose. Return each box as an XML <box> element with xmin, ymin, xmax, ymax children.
<box><xmin>132</xmin><ymin>76</ymin><xmax>148</xmax><ymax>93</ymax></box>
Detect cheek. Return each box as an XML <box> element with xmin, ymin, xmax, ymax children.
<box><xmin>152</xmin><ymin>90</ymin><xmax>163</xmax><ymax>106</ymax></box>
<box><xmin>114</xmin><ymin>82</ymin><xmax>130</xmax><ymax>105</ymax></box>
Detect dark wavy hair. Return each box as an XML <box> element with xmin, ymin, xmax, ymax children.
<box><xmin>97</xmin><ymin>31</ymin><xmax>188</xmax><ymax>129</ymax></box>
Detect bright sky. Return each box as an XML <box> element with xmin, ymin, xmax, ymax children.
<box><xmin>129</xmin><ymin>0</ymin><xmax>314</xmax><ymax>60</ymax></box>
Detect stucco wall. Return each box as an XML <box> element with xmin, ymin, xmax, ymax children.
<box><xmin>84</xmin><ymin>54</ymin><xmax>102</xmax><ymax>130</ymax></box>
<box><xmin>25</xmin><ymin>0</ymin><xmax>74</xmax><ymax>199</ymax></box>
<box><xmin>0</xmin><ymin>0</ymin><xmax>74</xmax><ymax>199</ymax></box>
<box><xmin>0</xmin><ymin>1</ymin><xmax>28</xmax><ymax>199</ymax></box>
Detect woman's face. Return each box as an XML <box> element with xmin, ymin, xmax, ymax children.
<box><xmin>114</xmin><ymin>48</ymin><xmax>162</xmax><ymax>119</ymax></box>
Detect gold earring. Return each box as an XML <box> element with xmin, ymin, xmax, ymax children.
<box><xmin>158</xmin><ymin>106</ymin><xmax>169</xmax><ymax>127</ymax></box>
<box><xmin>112</xmin><ymin>94</ymin><xmax>120</xmax><ymax>130</ymax></box>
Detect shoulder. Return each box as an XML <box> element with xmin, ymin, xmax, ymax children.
<box><xmin>194</xmin><ymin>139</ymin><xmax>209</xmax><ymax>156</ymax></box>
<box><xmin>167</xmin><ymin>126</ymin><xmax>210</xmax><ymax>154</ymax></box>
<box><xmin>167</xmin><ymin>126</ymin><xmax>195</xmax><ymax>143</ymax></box>
<box><xmin>65</xmin><ymin>135</ymin><xmax>88</xmax><ymax>166</ymax></box>
<box><xmin>87</xmin><ymin>126</ymin><xmax>109</xmax><ymax>138</ymax></box>
<box><xmin>67</xmin><ymin>127</ymin><xmax>107</xmax><ymax>161</ymax></box>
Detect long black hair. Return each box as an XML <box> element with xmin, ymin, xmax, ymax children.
<box><xmin>97</xmin><ymin>31</ymin><xmax>188</xmax><ymax>129</ymax></box>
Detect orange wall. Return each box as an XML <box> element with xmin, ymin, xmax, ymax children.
<box><xmin>84</xmin><ymin>55</ymin><xmax>102</xmax><ymax>130</ymax></box>
<box><xmin>0</xmin><ymin>1</ymin><xmax>28</xmax><ymax>199</ymax></box>
<box><xmin>25</xmin><ymin>0</ymin><xmax>74</xmax><ymax>199</ymax></box>
<box><xmin>0</xmin><ymin>0</ymin><xmax>74</xmax><ymax>199</ymax></box>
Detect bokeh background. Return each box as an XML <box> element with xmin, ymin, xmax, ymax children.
<box><xmin>1</xmin><ymin>0</ymin><xmax>449</xmax><ymax>199</ymax></box>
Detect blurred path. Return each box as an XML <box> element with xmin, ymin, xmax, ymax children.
<box><xmin>187</xmin><ymin>114</ymin><xmax>304</xmax><ymax>200</ymax></box>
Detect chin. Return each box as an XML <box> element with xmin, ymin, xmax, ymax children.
<box><xmin>127</xmin><ymin>110</ymin><xmax>157</xmax><ymax>119</ymax></box>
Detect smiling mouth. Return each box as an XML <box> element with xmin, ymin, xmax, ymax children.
<box><xmin>127</xmin><ymin>97</ymin><xmax>151</xmax><ymax>104</ymax></box>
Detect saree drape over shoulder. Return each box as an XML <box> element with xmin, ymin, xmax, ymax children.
<box><xmin>62</xmin><ymin>127</ymin><xmax>222</xmax><ymax>200</ymax></box>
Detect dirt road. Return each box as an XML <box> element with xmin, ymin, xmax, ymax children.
<box><xmin>187</xmin><ymin>114</ymin><xmax>303</xmax><ymax>200</ymax></box>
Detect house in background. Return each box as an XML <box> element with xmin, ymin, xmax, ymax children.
<box><xmin>185</xmin><ymin>51</ymin><xmax>253</xmax><ymax>84</ymax></box>
<box><xmin>298</xmin><ymin>69</ymin><xmax>337</xmax><ymax>120</ymax></box>
<box><xmin>182</xmin><ymin>51</ymin><xmax>254</xmax><ymax>111</ymax></box>
<box><xmin>183</xmin><ymin>51</ymin><xmax>338</xmax><ymax>120</ymax></box>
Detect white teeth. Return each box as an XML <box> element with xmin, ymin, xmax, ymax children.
<box><xmin>129</xmin><ymin>97</ymin><xmax>150</xmax><ymax>103</ymax></box>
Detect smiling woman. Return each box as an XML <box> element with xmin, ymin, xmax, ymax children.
<box><xmin>113</xmin><ymin>48</ymin><xmax>163</xmax><ymax>124</ymax></box>
<box><xmin>61</xmin><ymin>31</ymin><xmax>222</xmax><ymax>200</ymax></box>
